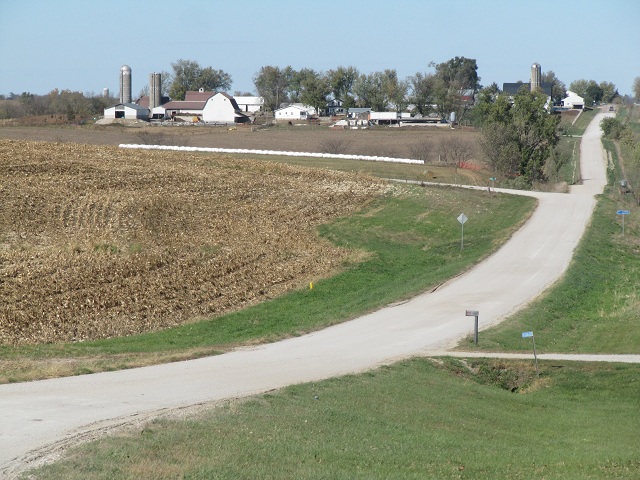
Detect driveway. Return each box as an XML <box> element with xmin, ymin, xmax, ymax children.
<box><xmin>0</xmin><ymin>110</ymin><xmax>618</xmax><ymax>477</ymax></box>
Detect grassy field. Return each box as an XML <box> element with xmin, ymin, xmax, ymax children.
<box><xmin>25</xmin><ymin>358</ymin><xmax>640</xmax><ymax>479</ymax></box>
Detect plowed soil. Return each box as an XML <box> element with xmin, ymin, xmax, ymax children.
<box><xmin>0</xmin><ymin>123</ymin><xmax>481</xmax><ymax>160</ymax></box>
<box><xmin>0</xmin><ymin>139</ymin><xmax>388</xmax><ymax>345</ymax></box>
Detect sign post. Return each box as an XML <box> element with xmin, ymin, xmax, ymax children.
<box><xmin>521</xmin><ymin>331</ymin><xmax>539</xmax><ymax>377</ymax></box>
<box><xmin>457</xmin><ymin>213</ymin><xmax>468</xmax><ymax>250</ymax></box>
<box><xmin>466</xmin><ymin>310</ymin><xmax>479</xmax><ymax>346</ymax></box>
<box><xmin>489</xmin><ymin>177</ymin><xmax>496</xmax><ymax>192</ymax></box>
<box><xmin>617</xmin><ymin>210</ymin><xmax>630</xmax><ymax>236</ymax></box>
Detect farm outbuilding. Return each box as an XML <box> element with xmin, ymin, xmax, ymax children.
<box><xmin>274</xmin><ymin>104</ymin><xmax>316</xmax><ymax>121</ymax></box>
<box><xmin>234</xmin><ymin>96</ymin><xmax>264</xmax><ymax>113</ymax></box>
<box><xmin>561</xmin><ymin>91</ymin><xmax>584</xmax><ymax>109</ymax></box>
<box><xmin>103</xmin><ymin>103</ymin><xmax>150</xmax><ymax>120</ymax></box>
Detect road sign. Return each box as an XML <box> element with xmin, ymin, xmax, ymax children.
<box><xmin>489</xmin><ymin>177</ymin><xmax>497</xmax><ymax>181</ymax></box>
<box><xmin>521</xmin><ymin>331</ymin><xmax>539</xmax><ymax>376</ymax></box>
<box><xmin>457</xmin><ymin>214</ymin><xmax>467</xmax><ymax>249</ymax></box>
<box><xmin>617</xmin><ymin>210</ymin><xmax>630</xmax><ymax>235</ymax></box>
<box><xmin>465</xmin><ymin>310</ymin><xmax>479</xmax><ymax>345</ymax></box>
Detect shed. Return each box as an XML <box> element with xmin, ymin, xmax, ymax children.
<box><xmin>104</xmin><ymin>103</ymin><xmax>150</xmax><ymax>120</ymax></box>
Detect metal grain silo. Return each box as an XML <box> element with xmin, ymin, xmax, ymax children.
<box><xmin>530</xmin><ymin>62</ymin><xmax>541</xmax><ymax>92</ymax></box>
<box><xmin>149</xmin><ymin>72</ymin><xmax>161</xmax><ymax>109</ymax></box>
<box><xmin>119</xmin><ymin>65</ymin><xmax>132</xmax><ymax>104</ymax></box>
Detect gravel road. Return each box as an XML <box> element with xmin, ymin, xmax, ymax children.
<box><xmin>1</xmin><ymin>109</ymin><xmax>630</xmax><ymax>478</ymax></box>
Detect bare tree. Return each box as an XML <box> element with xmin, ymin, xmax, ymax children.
<box><xmin>437</xmin><ymin>135</ymin><xmax>474</xmax><ymax>167</ymax></box>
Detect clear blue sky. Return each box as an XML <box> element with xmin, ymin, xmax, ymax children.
<box><xmin>1</xmin><ymin>0</ymin><xmax>638</xmax><ymax>97</ymax></box>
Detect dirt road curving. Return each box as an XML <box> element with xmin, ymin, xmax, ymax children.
<box><xmin>0</xmin><ymin>110</ymin><xmax>618</xmax><ymax>478</ymax></box>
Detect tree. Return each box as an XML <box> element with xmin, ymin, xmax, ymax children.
<box><xmin>327</xmin><ymin>65</ymin><xmax>359</xmax><ymax>107</ymax></box>
<box><xmin>569</xmin><ymin>79</ymin><xmax>603</xmax><ymax>106</ymax></box>
<box><xmin>432</xmin><ymin>56</ymin><xmax>479</xmax><ymax>123</ymax></box>
<box><xmin>169</xmin><ymin>59</ymin><xmax>232</xmax><ymax>101</ymax></box>
<box><xmin>253</xmin><ymin>66</ymin><xmax>291</xmax><ymax>112</ymax></box>
<box><xmin>599</xmin><ymin>81</ymin><xmax>618</xmax><ymax>103</ymax></box>
<box><xmin>353</xmin><ymin>72</ymin><xmax>385</xmax><ymax>110</ymax></box>
<box><xmin>541</xmin><ymin>70</ymin><xmax>566</xmax><ymax>104</ymax></box>
<box><xmin>433</xmin><ymin>56</ymin><xmax>479</xmax><ymax>91</ymax></box>
<box><xmin>408</xmin><ymin>72</ymin><xmax>436</xmax><ymax>115</ymax></box>
<box><xmin>467</xmin><ymin>83</ymin><xmax>500</xmax><ymax>127</ymax></box>
<box><xmin>634</xmin><ymin>77</ymin><xmax>640</xmax><ymax>101</ymax></box>
<box><xmin>298</xmin><ymin>69</ymin><xmax>330</xmax><ymax>114</ymax></box>
<box><xmin>481</xmin><ymin>89</ymin><xmax>559</xmax><ymax>184</ymax></box>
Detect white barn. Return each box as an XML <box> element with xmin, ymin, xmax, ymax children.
<box><xmin>202</xmin><ymin>92</ymin><xmax>250</xmax><ymax>124</ymax></box>
<box><xmin>151</xmin><ymin>91</ymin><xmax>250</xmax><ymax>124</ymax></box>
<box><xmin>104</xmin><ymin>103</ymin><xmax>150</xmax><ymax>120</ymax></box>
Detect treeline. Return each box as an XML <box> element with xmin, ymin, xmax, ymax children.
<box><xmin>0</xmin><ymin>90</ymin><xmax>115</xmax><ymax>120</ymax></box>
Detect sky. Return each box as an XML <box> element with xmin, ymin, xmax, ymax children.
<box><xmin>1</xmin><ymin>0</ymin><xmax>639</xmax><ymax>98</ymax></box>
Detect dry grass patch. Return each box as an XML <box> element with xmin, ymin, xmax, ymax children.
<box><xmin>0</xmin><ymin>140</ymin><xmax>388</xmax><ymax>345</ymax></box>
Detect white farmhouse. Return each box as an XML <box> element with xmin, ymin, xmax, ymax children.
<box><xmin>561</xmin><ymin>91</ymin><xmax>585</xmax><ymax>110</ymax></box>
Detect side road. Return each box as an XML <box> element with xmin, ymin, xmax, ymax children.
<box><xmin>0</xmin><ymin>110</ymin><xmax>617</xmax><ymax>478</ymax></box>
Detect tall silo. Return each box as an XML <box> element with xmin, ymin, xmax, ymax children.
<box><xmin>103</xmin><ymin>87</ymin><xmax>109</xmax><ymax>98</ymax></box>
<box><xmin>530</xmin><ymin>62</ymin><xmax>542</xmax><ymax>92</ymax></box>
<box><xmin>149</xmin><ymin>72</ymin><xmax>161</xmax><ymax>110</ymax></box>
<box><xmin>119</xmin><ymin>65</ymin><xmax>132</xmax><ymax>104</ymax></box>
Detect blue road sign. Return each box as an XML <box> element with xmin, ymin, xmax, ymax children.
<box><xmin>521</xmin><ymin>331</ymin><xmax>534</xmax><ymax>338</ymax></box>
<box><xmin>617</xmin><ymin>210</ymin><xmax>630</xmax><ymax>215</ymax></box>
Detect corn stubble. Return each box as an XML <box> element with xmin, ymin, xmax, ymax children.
<box><xmin>0</xmin><ymin>140</ymin><xmax>387</xmax><ymax>345</ymax></box>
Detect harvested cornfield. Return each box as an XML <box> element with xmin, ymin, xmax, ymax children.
<box><xmin>0</xmin><ymin>140</ymin><xmax>388</xmax><ymax>345</ymax></box>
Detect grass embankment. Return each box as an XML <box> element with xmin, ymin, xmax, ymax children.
<box><xmin>0</xmin><ymin>186</ymin><xmax>534</xmax><ymax>383</ymax></box>
<box><xmin>461</xmin><ymin>189</ymin><xmax>640</xmax><ymax>353</ymax></box>
<box><xmin>468</xmin><ymin>108</ymin><xmax>640</xmax><ymax>353</ymax></box>
<box><xmin>26</xmin><ymin>358</ymin><xmax>640</xmax><ymax>479</ymax></box>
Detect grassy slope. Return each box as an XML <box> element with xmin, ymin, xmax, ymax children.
<box><xmin>26</xmin><ymin>358</ymin><xmax>640</xmax><ymax>479</ymax></box>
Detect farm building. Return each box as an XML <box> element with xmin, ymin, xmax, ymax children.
<box><xmin>561</xmin><ymin>91</ymin><xmax>584</xmax><ymax>109</ymax></box>
<box><xmin>202</xmin><ymin>92</ymin><xmax>250</xmax><ymax>123</ymax></box>
<box><xmin>160</xmin><ymin>100</ymin><xmax>208</xmax><ymax>121</ymax></box>
<box><xmin>234</xmin><ymin>96</ymin><xmax>264</xmax><ymax>113</ymax></box>
<box><xmin>274</xmin><ymin>104</ymin><xmax>316</xmax><ymax>121</ymax></box>
<box><xmin>326</xmin><ymin>98</ymin><xmax>345</xmax><ymax>116</ymax></box>
<box><xmin>103</xmin><ymin>103</ymin><xmax>150</xmax><ymax>120</ymax></box>
<box><xmin>148</xmin><ymin>92</ymin><xmax>250</xmax><ymax>124</ymax></box>
<box><xmin>348</xmin><ymin>107</ymin><xmax>371</xmax><ymax>119</ymax></box>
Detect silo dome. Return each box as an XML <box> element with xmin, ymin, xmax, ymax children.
<box><xmin>121</xmin><ymin>65</ymin><xmax>131</xmax><ymax>73</ymax></box>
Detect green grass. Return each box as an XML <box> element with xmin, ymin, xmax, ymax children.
<box><xmin>0</xmin><ymin>186</ymin><xmax>535</xmax><ymax>374</ymax></box>
<box><xmin>464</xmin><ymin>181</ymin><xmax>640</xmax><ymax>353</ymax></box>
<box><xmin>25</xmin><ymin>358</ymin><xmax>640</xmax><ymax>479</ymax></box>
